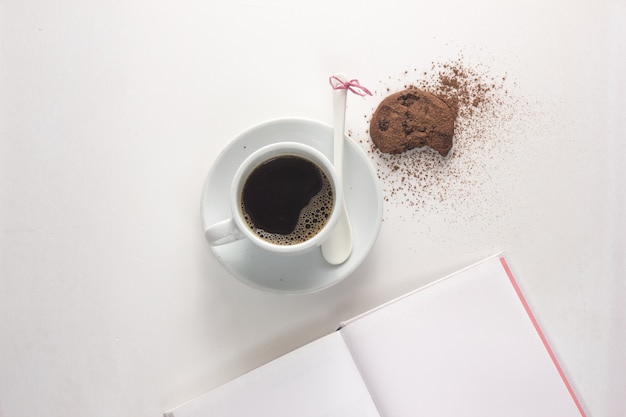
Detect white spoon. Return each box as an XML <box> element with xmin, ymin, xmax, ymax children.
<box><xmin>321</xmin><ymin>73</ymin><xmax>353</xmax><ymax>265</ymax></box>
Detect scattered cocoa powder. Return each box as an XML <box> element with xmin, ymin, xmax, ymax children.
<box><xmin>356</xmin><ymin>54</ymin><xmax>518</xmax><ymax>219</ymax></box>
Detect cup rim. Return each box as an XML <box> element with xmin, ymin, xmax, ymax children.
<box><xmin>230</xmin><ymin>141</ymin><xmax>343</xmax><ymax>255</ymax></box>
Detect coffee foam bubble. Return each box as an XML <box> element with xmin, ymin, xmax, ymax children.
<box><xmin>242</xmin><ymin>166</ymin><xmax>334</xmax><ymax>245</ymax></box>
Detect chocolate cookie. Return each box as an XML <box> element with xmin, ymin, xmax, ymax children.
<box><xmin>370</xmin><ymin>88</ymin><xmax>455</xmax><ymax>156</ymax></box>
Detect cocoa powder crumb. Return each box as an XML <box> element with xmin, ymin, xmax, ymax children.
<box><xmin>361</xmin><ymin>55</ymin><xmax>518</xmax><ymax>219</ymax></box>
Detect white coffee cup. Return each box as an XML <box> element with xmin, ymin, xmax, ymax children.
<box><xmin>204</xmin><ymin>142</ymin><xmax>343</xmax><ymax>255</ymax></box>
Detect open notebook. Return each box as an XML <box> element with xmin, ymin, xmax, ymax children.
<box><xmin>165</xmin><ymin>256</ymin><xmax>587</xmax><ymax>417</ymax></box>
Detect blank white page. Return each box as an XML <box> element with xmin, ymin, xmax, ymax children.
<box><xmin>339</xmin><ymin>256</ymin><xmax>586</xmax><ymax>417</ymax></box>
<box><xmin>165</xmin><ymin>331</ymin><xmax>381</xmax><ymax>417</ymax></box>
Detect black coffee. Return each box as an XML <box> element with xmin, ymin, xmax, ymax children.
<box><xmin>241</xmin><ymin>155</ymin><xmax>334</xmax><ymax>245</ymax></box>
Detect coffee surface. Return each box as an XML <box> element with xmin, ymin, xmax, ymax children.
<box><xmin>241</xmin><ymin>155</ymin><xmax>334</xmax><ymax>245</ymax></box>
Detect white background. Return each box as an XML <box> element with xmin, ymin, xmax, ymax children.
<box><xmin>1</xmin><ymin>0</ymin><xmax>624</xmax><ymax>416</ymax></box>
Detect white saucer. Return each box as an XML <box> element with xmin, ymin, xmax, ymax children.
<box><xmin>200</xmin><ymin>118</ymin><xmax>383</xmax><ymax>294</ymax></box>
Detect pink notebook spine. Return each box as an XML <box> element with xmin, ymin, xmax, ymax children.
<box><xmin>500</xmin><ymin>257</ymin><xmax>587</xmax><ymax>417</ymax></box>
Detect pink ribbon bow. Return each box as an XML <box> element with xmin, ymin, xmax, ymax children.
<box><xmin>329</xmin><ymin>76</ymin><xmax>372</xmax><ymax>97</ymax></box>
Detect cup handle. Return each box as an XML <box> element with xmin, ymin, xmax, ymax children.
<box><xmin>204</xmin><ymin>218</ymin><xmax>245</xmax><ymax>246</ymax></box>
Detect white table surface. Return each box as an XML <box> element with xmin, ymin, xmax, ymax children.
<box><xmin>1</xmin><ymin>0</ymin><xmax>624</xmax><ymax>416</ymax></box>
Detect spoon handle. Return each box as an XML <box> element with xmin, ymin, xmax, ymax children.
<box><xmin>332</xmin><ymin>74</ymin><xmax>348</xmax><ymax>179</ymax></box>
<box><xmin>321</xmin><ymin>73</ymin><xmax>353</xmax><ymax>266</ymax></box>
